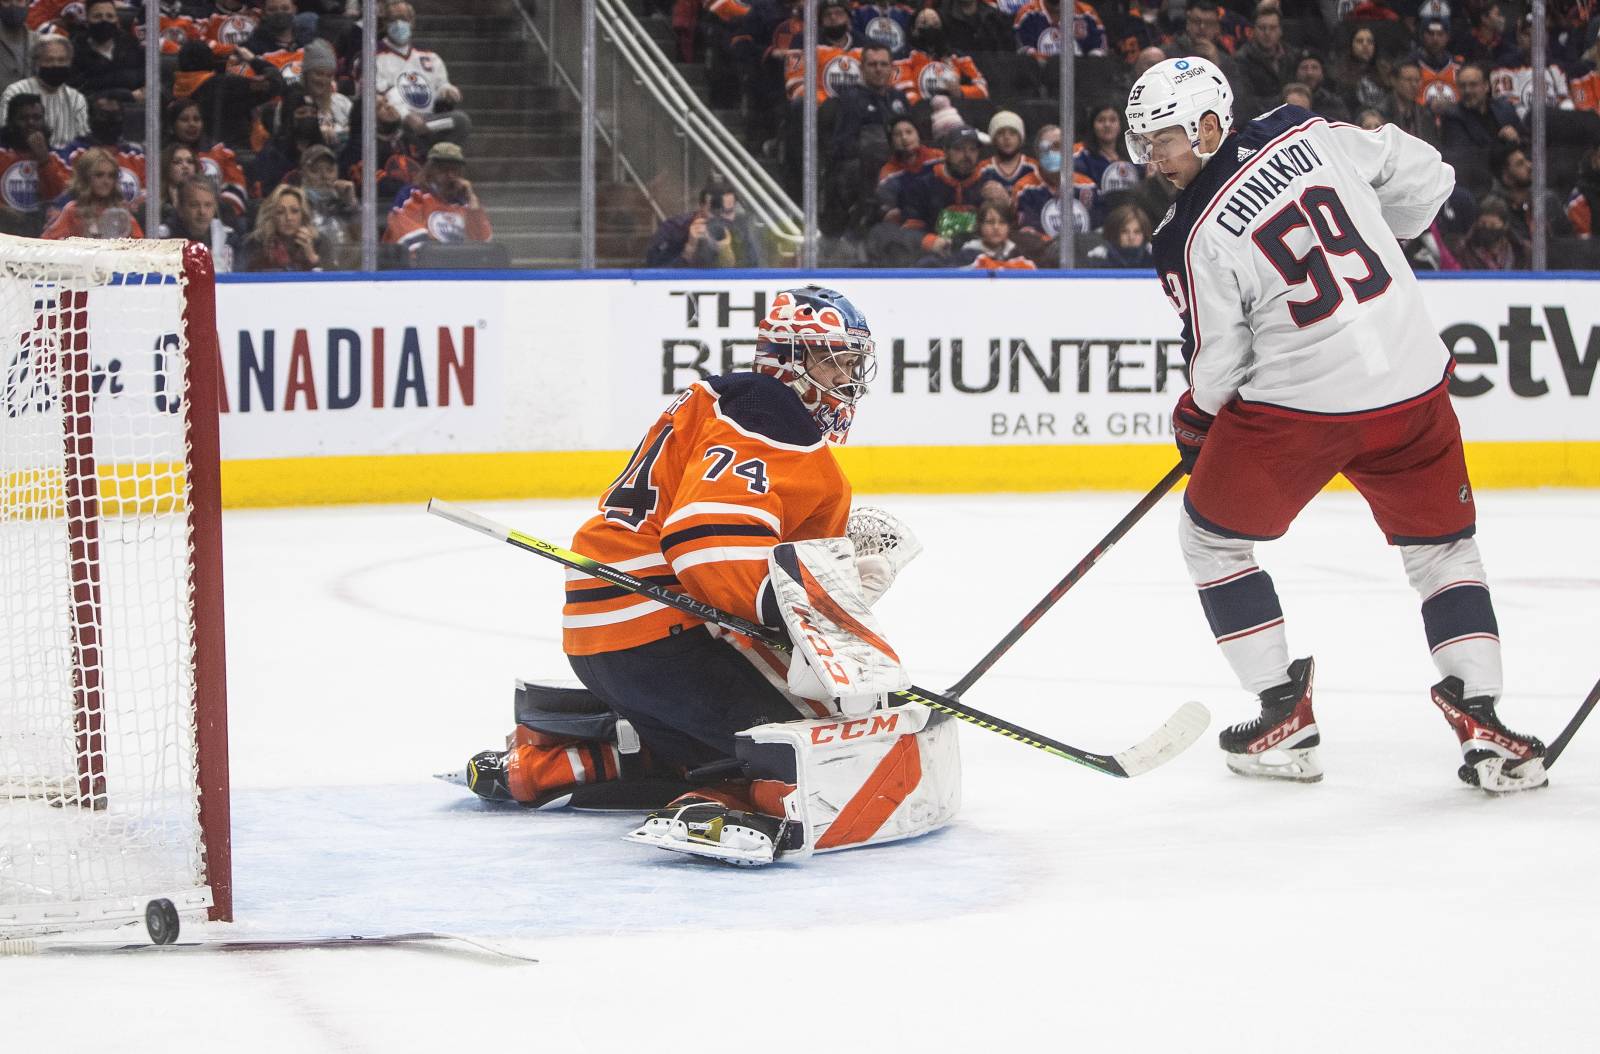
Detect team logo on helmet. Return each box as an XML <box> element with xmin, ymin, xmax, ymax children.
<box><xmin>398</xmin><ymin>71</ymin><xmax>436</xmax><ymax>111</ymax></box>
<box><xmin>1</xmin><ymin>160</ymin><xmax>37</xmax><ymax>211</ymax></box>
<box><xmin>1175</xmin><ymin>59</ymin><xmax>1191</xmax><ymax>70</ymax></box>
<box><xmin>426</xmin><ymin>210</ymin><xmax>467</xmax><ymax>243</ymax></box>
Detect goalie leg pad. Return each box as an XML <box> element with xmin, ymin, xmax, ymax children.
<box><xmin>738</xmin><ymin>703</ymin><xmax>961</xmax><ymax>860</ymax></box>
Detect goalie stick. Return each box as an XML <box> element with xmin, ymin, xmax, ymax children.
<box><xmin>427</xmin><ymin>499</ymin><xmax>1209</xmax><ymax>779</ymax></box>
<box><xmin>946</xmin><ymin>464</ymin><xmax>1186</xmax><ymax>699</ymax></box>
<box><xmin>0</xmin><ymin>932</ymin><xmax>538</xmax><ymax>962</ymax></box>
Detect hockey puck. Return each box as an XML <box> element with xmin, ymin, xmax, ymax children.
<box><xmin>145</xmin><ymin>898</ymin><xmax>180</xmax><ymax>945</ymax></box>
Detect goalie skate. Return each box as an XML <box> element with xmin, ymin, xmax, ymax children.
<box><xmin>1220</xmin><ymin>657</ymin><xmax>1323</xmax><ymax>783</ymax></box>
<box><xmin>625</xmin><ymin>798</ymin><xmax>791</xmax><ymax>868</ymax></box>
<box><xmin>1429</xmin><ymin>677</ymin><xmax>1549</xmax><ymax>795</ymax></box>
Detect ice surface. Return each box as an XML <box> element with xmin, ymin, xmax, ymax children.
<box><xmin>6</xmin><ymin>490</ymin><xmax>1598</xmax><ymax>1052</ymax></box>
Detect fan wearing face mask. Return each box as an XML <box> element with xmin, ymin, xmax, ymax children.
<box><xmin>242</xmin><ymin>0</ymin><xmax>318</xmax><ymax>59</ymax></box>
<box><xmin>67</xmin><ymin>0</ymin><xmax>143</xmax><ymax>100</ymax></box>
<box><xmin>0</xmin><ymin>36</ymin><xmax>87</xmax><ymax>148</ymax></box>
<box><xmin>373</xmin><ymin>0</ymin><xmax>470</xmax><ymax>146</ymax></box>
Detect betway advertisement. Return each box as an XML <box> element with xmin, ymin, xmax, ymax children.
<box><xmin>206</xmin><ymin>275</ymin><xmax>1600</xmax><ymax>461</ymax></box>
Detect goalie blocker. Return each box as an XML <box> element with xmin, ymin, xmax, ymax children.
<box><xmin>464</xmin><ymin>534</ymin><xmax>959</xmax><ymax>864</ymax></box>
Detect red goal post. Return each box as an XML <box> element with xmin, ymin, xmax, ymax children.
<box><xmin>0</xmin><ymin>236</ymin><xmax>230</xmax><ymax>935</ymax></box>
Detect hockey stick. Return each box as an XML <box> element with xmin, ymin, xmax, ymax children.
<box><xmin>945</xmin><ymin>463</ymin><xmax>1186</xmax><ymax>699</ymax></box>
<box><xmin>1542</xmin><ymin>675</ymin><xmax>1600</xmax><ymax>770</ymax></box>
<box><xmin>0</xmin><ymin>932</ymin><xmax>538</xmax><ymax>962</ymax></box>
<box><xmin>428</xmin><ymin>499</ymin><xmax>1209</xmax><ymax>779</ymax></box>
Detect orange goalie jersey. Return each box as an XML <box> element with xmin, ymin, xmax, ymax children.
<box><xmin>563</xmin><ymin>373</ymin><xmax>851</xmax><ymax>657</ymax></box>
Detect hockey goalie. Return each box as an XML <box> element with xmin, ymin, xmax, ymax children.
<box><xmin>459</xmin><ymin>286</ymin><xmax>960</xmax><ymax>865</ymax></box>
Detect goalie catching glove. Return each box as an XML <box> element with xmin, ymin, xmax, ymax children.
<box><xmin>767</xmin><ymin>537</ymin><xmax>910</xmax><ymax>717</ymax></box>
<box><xmin>846</xmin><ymin>505</ymin><xmax>921</xmax><ymax>605</ymax></box>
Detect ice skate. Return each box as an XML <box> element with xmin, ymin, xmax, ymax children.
<box><xmin>1429</xmin><ymin>677</ymin><xmax>1549</xmax><ymax>795</ymax></box>
<box><xmin>465</xmin><ymin>750</ymin><xmax>515</xmax><ymax>801</ymax></box>
<box><xmin>1220</xmin><ymin>657</ymin><xmax>1322</xmax><ymax>782</ymax></box>
<box><xmin>625</xmin><ymin>796</ymin><xmax>790</xmax><ymax>867</ymax></box>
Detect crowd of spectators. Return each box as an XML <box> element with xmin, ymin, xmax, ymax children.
<box><xmin>656</xmin><ymin>0</ymin><xmax>1600</xmax><ymax>270</ymax></box>
<box><xmin>0</xmin><ymin>0</ymin><xmax>494</xmax><ymax>271</ymax></box>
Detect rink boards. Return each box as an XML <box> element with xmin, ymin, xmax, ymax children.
<box><xmin>189</xmin><ymin>272</ymin><xmax>1600</xmax><ymax>504</ymax></box>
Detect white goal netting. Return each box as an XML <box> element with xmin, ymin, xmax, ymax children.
<box><xmin>0</xmin><ymin>236</ymin><xmax>222</xmax><ymax>935</ymax></box>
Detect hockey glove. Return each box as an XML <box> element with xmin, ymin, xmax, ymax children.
<box><xmin>1172</xmin><ymin>389</ymin><xmax>1215</xmax><ymax>474</ymax></box>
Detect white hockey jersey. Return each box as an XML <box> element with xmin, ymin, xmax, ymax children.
<box><xmin>373</xmin><ymin>42</ymin><xmax>454</xmax><ymax>118</ymax></box>
<box><xmin>1151</xmin><ymin>106</ymin><xmax>1455</xmax><ymax>416</ymax></box>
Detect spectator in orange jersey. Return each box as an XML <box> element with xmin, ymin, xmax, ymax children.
<box><xmin>874</xmin><ymin>114</ymin><xmax>941</xmax><ymax>224</ymax></box>
<box><xmin>955</xmin><ymin>200</ymin><xmax>1038</xmax><ymax>269</ymax></box>
<box><xmin>1411</xmin><ymin>16</ymin><xmax>1464</xmax><ymax>111</ymax></box>
<box><xmin>782</xmin><ymin>0</ymin><xmax>864</xmax><ymax>102</ymax></box>
<box><xmin>242</xmin><ymin>184</ymin><xmax>325</xmax><ymax>271</ymax></box>
<box><xmin>894</xmin><ymin>8</ymin><xmax>989</xmax><ymax>106</ymax></box>
<box><xmin>54</xmin><ymin>92</ymin><xmax>145</xmax><ymax>209</ymax></box>
<box><xmin>383</xmin><ymin>141</ymin><xmax>493</xmax><ymax>260</ymax></box>
<box><xmin>172</xmin><ymin>39</ymin><xmax>282</xmax><ymax>150</ymax></box>
<box><xmin>0</xmin><ymin>93</ymin><xmax>69</xmax><ymax>235</ymax></box>
<box><xmin>1565</xmin><ymin>20</ymin><xmax>1600</xmax><ymax>114</ymax></box>
<box><xmin>41</xmin><ymin>145</ymin><xmax>142</xmax><ymax>239</ymax></box>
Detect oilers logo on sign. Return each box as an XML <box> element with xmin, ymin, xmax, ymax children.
<box><xmin>218</xmin><ymin>14</ymin><xmax>255</xmax><ymax>45</ymax></box>
<box><xmin>822</xmin><ymin>53</ymin><xmax>861</xmax><ymax>97</ymax></box>
<box><xmin>426</xmin><ymin>209</ymin><xmax>466</xmax><ymax>243</ymax></box>
<box><xmin>1</xmin><ymin>160</ymin><xmax>38</xmax><ymax>211</ymax></box>
<box><xmin>397</xmin><ymin>71</ymin><xmax>436</xmax><ymax>112</ymax></box>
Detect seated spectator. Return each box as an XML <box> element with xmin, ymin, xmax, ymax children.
<box><xmin>1490</xmin><ymin>15</ymin><xmax>1573</xmax><ymax>122</ymax></box>
<box><xmin>1293</xmin><ymin>49</ymin><xmax>1351</xmax><ymax>121</ymax></box>
<box><xmin>895</xmin><ymin>8</ymin><xmax>989</xmax><ymax>106</ymax></box>
<box><xmin>1569</xmin><ymin>22</ymin><xmax>1600</xmax><ymax>114</ymax></box>
<box><xmin>340</xmin><ymin>93</ymin><xmax>423</xmax><ymax>205</ymax></box>
<box><xmin>866</xmin><ymin>125</ymin><xmax>985</xmax><ymax>265</ymax></box>
<box><xmin>955</xmin><ymin>200</ymin><xmax>1037</xmax><ymax>269</ymax></box>
<box><xmin>72</xmin><ymin>0</ymin><xmax>143</xmax><ymax>102</ymax></box>
<box><xmin>1013</xmin><ymin>123</ymin><xmax>1094</xmax><ymax>266</ymax></box>
<box><xmin>1085</xmin><ymin>202</ymin><xmax>1155</xmax><ymax>267</ymax></box>
<box><xmin>173</xmin><ymin>39</ymin><xmax>283</xmax><ymax>150</ymax></box>
<box><xmin>1168</xmin><ymin>1</ymin><xmax>1238</xmax><ymax>90</ymax></box>
<box><xmin>978</xmin><ymin>110</ymin><xmax>1040</xmax><ymax>198</ymax></box>
<box><xmin>1411</xmin><ymin>16</ymin><xmax>1463</xmax><ymax>110</ymax></box>
<box><xmin>1441</xmin><ymin>62</ymin><xmax>1524</xmax><ymax>195</ymax></box>
<box><xmin>242</xmin><ymin>184</ymin><xmax>325</xmax><ymax>271</ymax></box>
<box><xmin>295</xmin><ymin>143</ymin><xmax>359</xmax><ymax>268</ymax></box>
<box><xmin>158</xmin><ymin>142</ymin><xmax>197</xmax><ymax>228</ymax></box>
<box><xmin>250</xmin><ymin>89</ymin><xmax>332</xmax><ymax>197</ymax></box>
<box><xmin>1486</xmin><ymin>140</ymin><xmax>1573</xmax><ymax>244</ymax></box>
<box><xmin>55</xmin><ymin>92</ymin><xmax>145</xmax><ymax>208</ymax></box>
<box><xmin>644</xmin><ymin>178</ymin><xmax>759</xmax><ymax>268</ymax></box>
<box><xmin>1385</xmin><ymin>60</ymin><xmax>1440</xmax><ymax>144</ymax></box>
<box><xmin>782</xmin><ymin>0</ymin><xmax>866</xmax><ymax>104</ymax></box>
<box><xmin>1073</xmin><ymin>102</ymin><xmax>1142</xmax><ymax>227</ymax></box>
<box><xmin>0</xmin><ymin>0</ymin><xmax>33</xmax><ymax>92</ymax></box>
<box><xmin>158</xmin><ymin>175</ymin><xmax>242</xmax><ymax>274</ymax></box>
<box><xmin>1282</xmin><ymin>81</ymin><xmax>1315</xmax><ymax>110</ymax></box>
<box><xmin>875</xmin><ymin>115</ymin><xmax>942</xmax><ymax>224</ymax></box>
<box><xmin>1237</xmin><ymin>8</ymin><xmax>1294</xmax><ymax>108</ymax></box>
<box><xmin>167</xmin><ymin>96</ymin><xmax>248</xmax><ymax>220</ymax></box>
<box><xmin>0</xmin><ymin>93</ymin><xmax>69</xmax><ymax>235</ymax></box>
<box><xmin>1333</xmin><ymin>26</ymin><xmax>1390</xmax><ymax>114</ymax></box>
<box><xmin>302</xmin><ymin>40</ymin><xmax>351</xmax><ymax>150</ymax></box>
<box><xmin>942</xmin><ymin>0</ymin><xmax>1017</xmax><ymax>56</ymax></box>
<box><xmin>42</xmin><ymin>146</ymin><xmax>141</xmax><ymax>239</ymax></box>
<box><xmin>853</xmin><ymin>2</ymin><xmax>916</xmax><ymax>60</ymax></box>
<box><xmin>383</xmin><ymin>141</ymin><xmax>494</xmax><ymax>260</ymax></box>
<box><xmin>200</xmin><ymin>0</ymin><xmax>262</xmax><ymax>49</ymax></box>
<box><xmin>375</xmin><ymin>0</ymin><xmax>469</xmax><ymax>145</ymax></box>
<box><xmin>825</xmin><ymin>42</ymin><xmax>909</xmax><ymax>233</ymax></box>
<box><xmin>1457</xmin><ymin>1</ymin><xmax>1517</xmax><ymax>67</ymax></box>
<box><xmin>1455</xmin><ymin>196</ymin><xmax>1527</xmax><ymax>269</ymax></box>
<box><xmin>1015</xmin><ymin>0</ymin><xmax>1105</xmax><ymax>63</ymax></box>
<box><xmin>1354</xmin><ymin>106</ymin><xmax>1387</xmax><ymax>129</ymax></box>
<box><xmin>244</xmin><ymin>0</ymin><xmax>317</xmax><ymax>59</ymax></box>
<box><xmin>1</xmin><ymin>37</ymin><xmax>86</xmax><ymax>148</ymax></box>
<box><xmin>1566</xmin><ymin>144</ymin><xmax>1600</xmax><ymax>237</ymax></box>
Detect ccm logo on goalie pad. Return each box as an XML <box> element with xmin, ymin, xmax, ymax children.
<box><xmin>810</xmin><ymin>713</ymin><xmax>901</xmax><ymax>745</ymax></box>
<box><xmin>792</xmin><ymin>606</ymin><xmax>852</xmax><ymax>689</ymax></box>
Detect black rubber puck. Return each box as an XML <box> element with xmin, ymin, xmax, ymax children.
<box><xmin>145</xmin><ymin>898</ymin><xmax>180</xmax><ymax>945</ymax></box>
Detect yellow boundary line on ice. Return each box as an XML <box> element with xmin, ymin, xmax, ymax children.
<box><xmin>216</xmin><ymin>442</ymin><xmax>1600</xmax><ymax>508</ymax></box>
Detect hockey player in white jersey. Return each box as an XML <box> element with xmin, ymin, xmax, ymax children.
<box><xmin>1124</xmin><ymin>56</ymin><xmax>1547</xmax><ymax>793</ymax></box>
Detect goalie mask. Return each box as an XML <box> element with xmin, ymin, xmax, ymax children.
<box><xmin>1124</xmin><ymin>56</ymin><xmax>1233</xmax><ymax>164</ymax></box>
<box><xmin>755</xmin><ymin>285</ymin><xmax>876</xmax><ymax>445</ymax></box>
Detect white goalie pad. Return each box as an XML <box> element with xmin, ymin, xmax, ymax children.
<box><xmin>770</xmin><ymin>539</ymin><xmax>910</xmax><ymax>717</ymax></box>
<box><xmin>739</xmin><ymin>703</ymin><xmax>961</xmax><ymax>861</ymax></box>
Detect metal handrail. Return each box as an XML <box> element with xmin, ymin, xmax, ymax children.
<box><xmin>596</xmin><ymin>0</ymin><xmax>803</xmax><ymax>243</ymax></box>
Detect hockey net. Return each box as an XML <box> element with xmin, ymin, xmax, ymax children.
<box><xmin>0</xmin><ymin>236</ymin><xmax>229</xmax><ymax>936</ymax></box>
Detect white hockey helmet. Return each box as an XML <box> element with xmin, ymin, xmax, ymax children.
<box><xmin>1123</xmin><ymin>56</ymin><xmax>1234</xmax><ymax>164</ymax></box>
